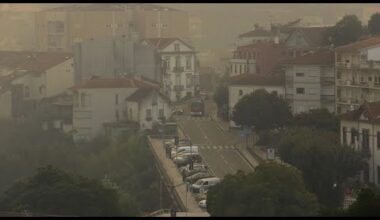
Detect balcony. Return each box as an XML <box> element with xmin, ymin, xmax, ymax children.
<box><xmin>173</xmin><ymin>66</ymin><xmax>184</xmax><ymax>73</ymax></box>
<box><xmin>337</xmin><ymin>62</ymin><xmax>359</xmax><ymax>69</ymax></box>
<box><xmin>173</xmin><ymin>85</ymin><xmax>184</xmax><ymax>91</ymax></box>
<box><xmin>359</xmin><ymin>61</ymin><xmax>380</xmax><ymax>70</ymax></box>
<box><xmin>336</xmin><ymin>98</ymin><xmax>360</xmax><ymax>105</ymax></box>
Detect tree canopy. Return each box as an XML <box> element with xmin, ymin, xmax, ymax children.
<box><xmin>207</xmin><ymin>162</ymin><xmax>319</xmax><ymax>216</ymax></box>
<box><xmin>232</xmin><ymin>89</ymin><xmax>292</xmax><ymax>131</ymax></box>
<box><xmin>292</xmin><ymin>108</ymin><xmax>339</xmax><ymax>133</ymax></box>
<box><xmin>276</xmin><ymin>127</ymin><xmax>368</xmax><ymax>208</ymax></box>
<box><xmin>327</xmin><ymin>15</ymin><xmax>363</xmax><ymax>46</ymax></box>
<box><xmin>368</xmin><ymin>13</ymin><xmax>380</xmax><ymax>36</ymax></box>
<box><xmin>0</xmin><ymin>166</ymin><xmax>121</xmax><ymax>216</ymax></box>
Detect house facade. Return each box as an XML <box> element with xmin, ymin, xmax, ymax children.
<box><xmin>141</xmin><ymin>38</ymin><xmax>198</xmax><ymax>102</ymax></box>
<box><xmin>72</xmin><ymin>76</ymin><xmax>160</xmax><ymax>141</ymax></box>
<box><xmin>285</xmin><ymin>49</ymin><xmax>335</xmax><ymax>114</ymax></box>
<box><xmin>228</xmin><ymin>73</ymin><xmax>285</xmax><ymax>127</ymax></box>
<box><xmin>335</xmin><ymin>36</ymin><xmax>380</xmax><ymax>114</ymax></box>
<box><xmin>340</xmin><ymin>101</ymin><xmax>380</xmax><ymax>186</ymax></box>
<box><xmin>125</xmin><ymin>87</ymin><xmax>171</xmax><ymax>131</ymax></box>
<box><xmin>0</xmin><ymin>51</ymin><xmax>74</xmax><ymax>119</ymax></box>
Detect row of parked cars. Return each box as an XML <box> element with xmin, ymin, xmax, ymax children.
<box><xmin>164</xmin><ymin>138</ymin><xmax>221</xmax><ymax>210</ymax></box>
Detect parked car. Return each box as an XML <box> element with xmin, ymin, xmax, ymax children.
<box><xmin>182</xmin><ymin>168</ymin><xmax>208</xmax><ymax>178</ymax></box>
<box><xmin>191</xmin><ymin>177</ymin><xmax>221</xmax><ymax>194</ymax></box>
<box><xmin>171</xmin><ymin>146</ymin><xmax>199</xmax><ymax>158</ymax></box>
<box><xmin>195</xmin><ymin>190</ymin><xmax>208</xmax><ymax>202</ymax></box>
<box><xmin>185</xmin><ymin>172</ymin><xmax>212</xmax><ymax>184</ymax></box>
<box><xmin>179</xmin><ymin>163</ymin><xmax>207</xmax><ymax>173</ymax></box>
<box><xmin>173</xmin><ymin>156</ymin><xmax>191</xmax><ymax>167</ymax></box>
<box><xmin>198</xmin><ymin>200</ymin><xmax>207</xmax><ymax>209</ymax></box>
<box><xmin>172</xmin><ymin>108</ymin><xmax>184</xmax><ymax>115</ymax></box>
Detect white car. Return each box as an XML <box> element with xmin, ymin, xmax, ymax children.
<box><xmin>198</xmin><ymin>199</ymin><xmax>207</xmax><ymax>209</ymax></box>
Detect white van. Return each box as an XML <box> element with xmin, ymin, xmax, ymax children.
<box><xmin>171</xmin><ymin>146</ymin><xmax>198</xmax><ymax>158</ymax></box>
<box><xmin>191</xmin><ymin>177</ymin><xmax>221</xmax><ymax>194</ymax></box>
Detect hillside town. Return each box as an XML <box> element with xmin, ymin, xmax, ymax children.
<box><xmin>0</xmin><ymin>3</ymin><xmax>380</xmax><ymax>217</ymax></box>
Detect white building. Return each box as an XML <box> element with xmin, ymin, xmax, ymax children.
<box><xmin>228</xmin><ymin>73</ymin><xmax>285</xmax><ymax>127</ymax></box>
<box><xmin>125</xmin><ymin>87</ymin><xmax>171</xmax><ymax>130</ymax></box>
<box><xmin>0</xmin><ymin>51</ymin><xmax>73</xmax><ymax>119</ymax></box>
<box><xmin>335</xmin><ymin>36</ymin><xmax>380</xmax><ymax>114</ymax></box>
<box><xmin>285</xmin><ymin>49</ymin><xmax>335</xmax><ymax>114</ymax></box>
<box><xmin>72</xmin><ymin>76</ymin><xmax>166</xmax><ymax>141</ymax></box>
<box><xmin>340</xmin><ymin>101</ymin><xmax>380</xmax><ymax>186</ymax></box>
<box><xmin>141</xmin><ymin>38</ymin><xmax>198</xmax><ymax>102</ymax></box>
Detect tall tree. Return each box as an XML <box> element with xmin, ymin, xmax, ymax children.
<box><xmin>213</xmin><ymin>74</ymin><xmax>230</xmax><ymax>120</ymax></box>
<box><xmin>328</xmin><ymin>15</ymin><xmax>363</xmax><ymax>46</ymax></box>
<box><xmin>276</xmin><ymin>128</ymin><xmax>368</xmax><ymax>208</ymax></box>
<box><xmin>232</xmin><ymin>89</ymin><xmax>292</xmax><ymax>131</ymax></box>
<box><xmin>368</xmin><ymin>13</ymin><xmax>380</xmax><ymax>36</ymax></box>
<box><xmin>292</xmin><ymin>108</ymin><xmax>339</xmax><ymax>133</ymax></box>
<box><xmin>0</xmin><ymin>166</ymin><xmax>121</xmax><ymax>216</ymax></box>
<box><xmin>207</xmin><ymin>162</ymin><xmax>319</xmax><ymax>216</ymax></box>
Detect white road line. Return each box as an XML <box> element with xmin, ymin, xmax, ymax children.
<box><xmin>207</xmin><ymin>146</ymin><xmax>211</xmax><ymax>149</ymax></box>
<box><xmin>213</xmin><ymin>146</ymin><xmax>217</xmax><ymax>149</ymax></box>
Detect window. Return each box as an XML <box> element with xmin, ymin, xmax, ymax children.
<box><xmin>343</xmin><ymin>127</ymin><xmax>347</xmax><ymax>145</ymax></box>
<box><xmin>296</xmin><ymin>88</ymin><xmax>305</xmax><ymax>94</ymax></box>
<box><xmin>337</xmin><ymin>71</ymin><xmax>342</xmax><ymax>79</ymax></box>
<box><xmin>351</xmin><ymin>128</ymin><xmax>357</xmax><ymax>144</ymax></box>
<box><xmin>115</xmin><ymin>110</ymin><xmax>119</xmax><ymax>121</ymax></box>
<box><xmin>186</xmin><ymin>56</ymin><xmax>192</xmax><ymax>70</ymax></box>
<box><xmin>337</xmin><ymin>54</ymin><xmax>342</xmax><ymax>62</ymax></box>
<box><xmin>146</xmin><ymin>109</ymin><xmax>152</xmax><ymax>120</ymax></box>
<box><xmin>186</xmin><ymin>73</ymin><xmax>193</xmax><ymax>88</ymax></box>
<box><xmin>377</xmin><ymin>132</ymin><xmax>380</xmax><ymax>150</ymax></box>
<box><xmin>296</xmin><ymin>72</ymin><xmax>304</xmax><ymax>77</ymax></box>
<box><xmin>378</xmin><ymin>166</ymin><xmax>380</xmax><ymax>184</ymax></box>
<box><xmin>165</xmin><ymin>57</ymin><xmax>170</xmax><ymax>69</ymax></box>
<box><xmin>239</xmin><ymin>90</ymin><xmax>243</xmax><ymax>96</ymax></box>
<box><xmin>115</xmin><ymin>94</ymin><xmax>119</xmax><ymax>105</ymax></box>
<box><xmin>39</xmin><ymin>85</ymin><xmax>45</xmax><ymax>95</ymax></box>
<box><xmin>47</xmin><ymin>20</ymin><xmax>64</xmax><ymax>33</ymax></box>
<box><xmin>24</xmin><ymin>86</ymin><xmax>30</xmax><ymax>97</ymax></box>
<box><xmin>369</xmin><ymin>76</ymin><xmax>373</xmax><ymax>81</ymax></box>
<box><xmin>174</xmin><ymin>43</ymin><xmax>180</xmax><ymax>51</ymax></box>
<box><xmin>272</xmin><ymin>91</ymin><xmax>278</xmax><ymax>96</ymax></box>
<box><xmin>175</xmin><ymin>56</ymin><xmax>181</xmax><ymax>68</ymax></box>
<box><xmin>159</xmin><ymin>109</ymin><xmax>164</xmax><ymax>118</ymax></box>
<box><xmin>362</xmin><ymin>129</ymin><xmax>370</xmax><ymax>153</ymax></box>
<box><xmin>81</xmin><ymin>93</ymin><xmax>85</xmax><ymax>107</ymax></box>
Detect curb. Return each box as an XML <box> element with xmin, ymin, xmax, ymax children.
<box><xmin>234</xmin><ymin>145</ymin><xmax>257</xmax><ymax>170</ymax></box>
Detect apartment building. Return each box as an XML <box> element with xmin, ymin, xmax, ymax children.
<box><xmin>335</xmin><ymin>36</ymin><xmax>380</xmax><ymax>114</ymax></box>
<box><xmin>72</xmin><ymin>35</ymin><xmax>162</xmax><ymax>84</ymax></box>
<box><xmin>340</xmin><ymin>101</ymin><xmax>380</xmax><ymax>186</ymax></box>
<box><xmin>285</xmin><ymin>49</ymin><xmax>335</xmax><ymax>114</ymax></box>
<box><xmin>72</xmin><ymin>76</ymin><xmax>161</xmax><ymax>141</ymax></box>
<box><xmin>35</xmin><ymin>4</ymin><xmax>189</xmax><ymax>52</ymax></box>
<box><xmin>228</xmin><ymin>73</ymin><xmax>285</xmax><ymax>127</ymax></box>
<box><xmin>141</xmin><ymin>38</ymin><xmax>198</xmax><ymax>102</ymax></box>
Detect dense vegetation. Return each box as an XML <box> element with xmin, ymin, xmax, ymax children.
<box><xmin>207</xmin><ymin>162</ymin><xmax>319</xmax><ymax>216</ymax></box>
<box><xmin>0</xmin><ymin>119</ymin><xmax>170</xmax><ymax>216</ymax></box>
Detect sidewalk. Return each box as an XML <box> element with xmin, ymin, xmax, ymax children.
<box><xmin>148</xmin><ymin>137</ymin><xmax>204</xmax><ymax>214</ymax></box>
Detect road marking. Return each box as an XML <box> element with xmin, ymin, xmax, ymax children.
<box><xmin>213</xmin><ymin>146</ymin><xmax>217</xmax><ymax>149</ymax></box>
<box><xmin>207</xmin><ymin>146</ymin><xmax>211</xmax><ymax>149</ymax></box>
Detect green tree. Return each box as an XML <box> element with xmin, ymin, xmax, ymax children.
<box><xmin>368</xmin><ymin>13</ymin><xmax>380</xmax><ymax>36</ymax></box>
<box><xmin>0</xmin><ymin>166</ymin><xmax>121</xmax><ymax>216</ymax></box>
<box><xmin>276</xmin><ymin>128</ymin><xmax>368</xmax><ymax>208</ymax></box>
<box><xmin>327</xmin><ymin>15</ymin><xmax>363</xmax><ymax>46</ymax></box>
<box><xmin>292</xmin><ymin>108</ymin><xmax>339</xmax><ymax>133</ymax></box>
<box><xmin>232</xmin><ymin>89</ymin><xmax>292</xmax><ymax>131</ymax></box>
<box><xmin>213</xmin><ymin>74</ymin><xmax>229</xmax><ymax>120</ymax></box>
<box><xmin>207</xmin><ymin>162</ymin><xmax>319</xmax><ymax>216</ymax></box>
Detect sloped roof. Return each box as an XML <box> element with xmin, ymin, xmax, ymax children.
<box><xmin>239</xmin><ymin>29</ymin><xmax>274</xmax><ymax>38</ymax></box>
<box><xmin>229</xmin><ymin>73</ymin><xmax>284</xmax><ymax>86</ymax></box>
<box><xmin>335</xmin><ymin>35</ymin><xmax>380</xmax><ymax>53</ymax></box>
<box><xmin>73</xmin><ymin>76</ymin><xmax>159</xmax><ymax>90</ymax></box>
<box><xmin>142</xmin><ymin>38</ymin><xmax>194</xmax><ymax>50</ymax></box>
<box><xmin>286</xmin><ymin>26</ymin><xmax>332</xmax><ymax>48</ymax></box>
<box><xmin>125</xmin><ymin>87</ymin><xmax>170</xmax><ymax>103</ymax></box>
<box><xmin>286</xmin><ymin>49</ymin><xmax>335</xmax><ymax>65</ymax></box>
<box><xmin>340</xmin><ymin>101</ymin><xmax>380</xmax><ymax>123</ymax></box>
<box><xmin>0</xmin><ymin>51</ymin><xmax>72</xmax><ymax>72</ymax></box>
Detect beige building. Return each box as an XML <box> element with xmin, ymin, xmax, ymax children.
<box><xmin>35</xmin><ymin>4</ymin><xmax>189</xmax><ymax>52</ymax></box>
<box><xmin>340</xmin><ymin>101</ymin><xmax>380</xmax><ymax>186</ymax></box>
<box><xmin>335</xmin><ymin>36</ymin><xmax>380</xmax><ymax>114</ymax></box>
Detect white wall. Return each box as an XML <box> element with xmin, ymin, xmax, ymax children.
<box><xmin>341</xmin><ymin>119</ymin><xmax>380</xmax><ymax>185</ymax></box>
<box><xmin>367</xmin><ymin>46</ymin><xmax>380</xmax><ymax>61</ymax></box>
<box><xmin>46</xmin><ymin>58</ymin><xmax>74</xmax><ymax>97</ymax></box>
<box><xmin>73</xmin><ymin>87</ymin><xmax>138</xmax><ymax>141</ymax></box>
<box><xmin>138</xmin><ymin>92</ymin><xmax>170</xmax><ymax>130</ymax></box>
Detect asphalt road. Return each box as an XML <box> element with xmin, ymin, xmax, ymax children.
<box><xmin>175</xmin><ymin>98</ymin><xmax>255</xmax><ymax>178</ymax></box>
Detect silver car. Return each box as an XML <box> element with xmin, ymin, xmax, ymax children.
<box><xmin>185</xmin><ymin>172</ymin><xmax>212</xmax><ymax>184</ymax></box>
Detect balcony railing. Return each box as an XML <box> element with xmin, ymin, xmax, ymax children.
<box><xmin>172</xmin><ymin>66</ymin><xmax>184</xmax><ymax>73</ymax></box>
<box><xmin>337</xmin><ymin>98</ymin><xmax>360</xmax><ymax>105</ymax></box>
